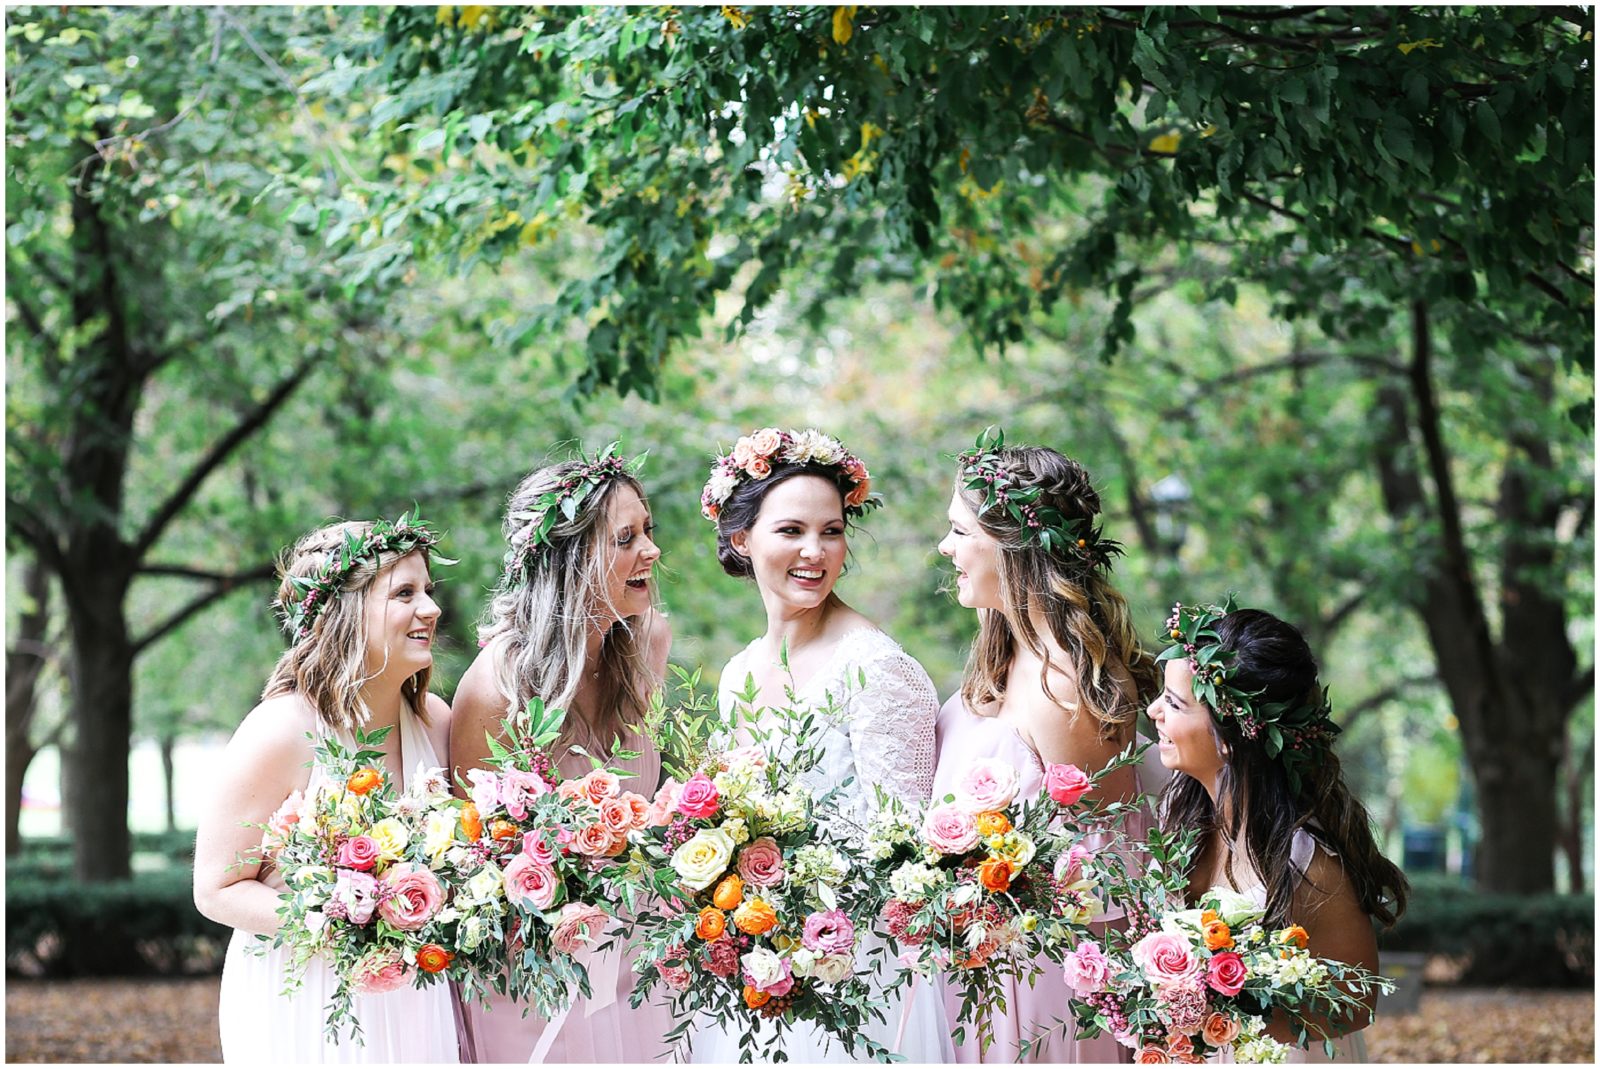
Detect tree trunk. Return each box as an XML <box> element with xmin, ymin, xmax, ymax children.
<box><xmin>1558</xmin><ymin>731</ymin><xmax>1591</xmax><ymax>893</ymax></box>
<box><xmin>5</xmin><ymin>561</ymin><xmax>52</xmax><ymax>856</ymax></box>
<box><xmin>160</xmin><ymin>732</ymin><xmax>178</xmax><ymax>834</ymax></box>
<box><xmin>63</xmin><ymin>571</ymin><xmax>136</xmax><ymax>882</ymax></box>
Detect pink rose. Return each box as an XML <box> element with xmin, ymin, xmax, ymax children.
<box><xmin>1205</xmin><ymin>951</ymin><xmax>1248</xmax><ymax>997</ymax></box>
<box><xmin>378</xmin><ymin>862</ymin><xmax>444</xmax><ymax>931</ymax></box>
<box><xmin>466</xmin><ymin>769</ymin><xmax>501</xmax><ymax>818</ymax></box>
<box><xmin>1132</xmin><ymin>931</ymin><xmax>1201</xmax><ymax>985</ymax></box>
<box><xmin>746</xmin><ymin>456</ymin><xmax>772</xmax><ymax>479</ymax></box>
<box><xmin>572</xmin><ymin>823</ymin><xmax>620</xmax><ymax>858</ymax></box>
<box><xmin>522</xmin><ymin>831</ymin><xmax>557</xmax><ymax>866</ymax></box>
<box><xmin>731</xmin><ymin>437</ymin><xmax>758</xmax><ymax>468</ymax></box>
<box><xmin>676</xmin><ymin>774</ymin><xmax>721</xmax><ymax>819</ymax></box>
<box><xmin>801</xmin><ymin>909</ymin><xmax>855</xmax><ymax>955</ymax></box>
<box><xmin>954</xmin><ymin>758</ymin><xmax>1021</xmax><ymax>812</ymax></box>
<box><xmin>1045</xmin><ymin>763</ymin><xmax>1093</xmax><ymax>806</ymax></box>
<box><xmin>749</xmin><ymin>427</ymin><xmax>784</xmax><ymax>456</ymax></box>
<box><xmin>557</xmin><ymin>779</ymin><xmax>586</xmax><ymax>802</ymax></box>
<box><xmin>921</xmin><ymin>802</ymin><xmax>980</xmax><ymax>854</ymax></box>
<box><xmin>1201</xmin><ymin>1012</ymin><xmax>1241</xmax><ymax>1047</ymax></box>
<box><xmin>351</xmin><ymin>948</ymin><xmax>410</xmax><ymax>994</ymax></box>
<box><xmin>581</xmin><ymin>769</ymin><xmax>621</xmax><ymax>805</ymax></box>
<box><xmin>658</xmin><ymin>962</ymin><xmax>692</xmax><ymax>991</ymax></box>
<box><xmin>1062</xmin><ymin>939</ymin><xmax>1111</xmax><ymax>994</ymax></box>
<box><xmin>550</xmin><ymin>902</ymin><xmax>609</xmax><ymax>955</ymax></box>
<box><xmin>500</xmin><ymin>769</ymin><xmax>549</xmax><ymax>820</ymax></box>
<box><xmin>1056</xmin><ymin>843</ymin><xmax>1095</xmax><ymax>884</ymax></box>
<box><xmin>647</xmin><ymin>778</ymin><xmax>684</xmax><ymax>827</ymax></box>
<box><xmin>735</xmin><ymin>837</ymin><xmax>786</xmax><ymax>888</ymax></box>
<box><xmin>503</xmin><ymin>853</ymin><xmax>562</xmax><ymax>911</ymax></box>
<box><xmin>336</xmin><ymin>835</ymin><xmax>380</xmax><ymax>872</ymax></box>
<box><xmin>598</xmin><ymin>797</ymin><xmax>635</xmax><ymax>836</ymax></box>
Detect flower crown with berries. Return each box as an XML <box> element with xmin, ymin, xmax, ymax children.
<box><xmin>504</xmin><ymin>443</ymin><xmax>647</xmax><ymax>579</ymax></box>
<box><xmin>277</xmin><ymin>511</ymin><xmax>456</xmax><ymax>646</ymax></box>
<box><xmin>700</xmin><ymin>427</ymin><xmax>879</xmax><ymax>523</ymax></box>
<box><xmin>955</xmin><ymin>426</ymin><xmax>1123</xmax><ymax>572</ymax></box>
<box><xmin>1157</xmin><ymin>595</ymin><xmax>1341</xmax><ymax>792</ymax></box>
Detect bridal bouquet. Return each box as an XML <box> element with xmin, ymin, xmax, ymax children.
<box><xmin>445</xmin><ymin>698</ymin><xmax>662</xmax><ymax>1017</ymax></box>
<box><xmin>620</xmin><ymin>668</ymin><xmax>892</xmax><ymax>1063</ymax></box>
<box><xmin>254</xmin><ymin>725</ymin><xmax>469</xmax><ymax>1042</ymax></box>
<box><xmin>865</xmin><ymin>747</ymin><xmax>1146</xmax><ymax>1051</ymax></box>
<box><xmin>1062</xmin><ymin>834</ymin><xmax>1393</xmax><ymax>1063</ymax></box>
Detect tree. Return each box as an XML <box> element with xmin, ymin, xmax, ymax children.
<box><xmin>356</xmin><ymin>5</ymin><xmax>1593</xmax><ymax>892</ymax></box>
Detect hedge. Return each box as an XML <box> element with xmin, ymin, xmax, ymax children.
<box><xmin>6</xmin><ymin>868</ymin><xmax>229</xmax><ymax>978</ymax></box>
<box><xmin>1378</xmin><ymin>877</ymin><xmax>1593</xmax><ymax>988</ymax></box>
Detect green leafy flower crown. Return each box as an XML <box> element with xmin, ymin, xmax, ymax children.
<box><xmin>1156</xmin><ymin>595</ymin><xmax>1341</xmax><ymax>791</ymax></box>
<box><xmin>955</xmin><ymin>427</ymin><xmax>1122</xmax><ymax>572</ymax></box>
<box><xmin>277</xmin><ymin>511</ymin><xmax>456</xmax><ymax>645</ymax></box>
<box><xmin>504</xmin><ymin>443</ymin><xmax>646</xmax><ymax>579</ymax></box>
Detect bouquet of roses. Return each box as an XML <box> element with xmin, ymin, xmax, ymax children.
<box><xmin>445</xmin><ymin>697</ymin><xmax>662</xmax><ymax>1018</ymax></box>
<box><xmin>1061</xmin><ymin>831</ymin><xmax>1393</xmax><ymax>1063</ymax></box>
<box><xmin>619</xmin><ymin>666</ymin><xmax>894</xmax><ymax>1063</ymax></box>
<box><xmin>253</xmin><ymin>725</ymin><xmax>469</xmax><ymax>1042</ymax></box>
<box><xmin>864</xmin><ymin>745</ymin><xmax>1147</xmax><ymax>1051</ymax></box>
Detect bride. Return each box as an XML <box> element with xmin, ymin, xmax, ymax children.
<box><xmin>690</xmin><ymin>427</ymin><xmax>954</xmax><ymax>1063</ymax></box>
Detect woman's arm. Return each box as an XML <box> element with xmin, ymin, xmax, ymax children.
<box><xmin>1265</xmin><ymin>846</ymin><xmax>1382</xmax><ymax>1045</ymax></box>
<box><xmin>448</xmin><ymin>653</ymin><xmax>510</xmax><ymax>798</ymax></box>
<box><xmin>423</xmin><ymin>691</ymin><xmax>453</xmax><ymax>773</ymax></box>
<box><xmin>192</xmin><ymin>696</ymin><xmax>315</xmax><ymax>936</ymax></box>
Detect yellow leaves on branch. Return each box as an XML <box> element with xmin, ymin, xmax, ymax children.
<box><xmin>436</xmin><ymin>5</ymin><xmax>497</xmax><ymax>31</ymax></box>
<box><xmin>1148</xmin><ymin>131</ymin><xmax>1181</xmax><ymax>155</ymax></box>
<box><xmin>833</xmin><ymin>6</ymin><xmax>858</xmax><ymax>46</ymax></box>
<box><xmin>859</xmin><ymin>121</ymin><xmax>883</xmax><ymax>148</ymax></box>
<box><xmin>721</xmin><ymin>6</ymin><xmax>749</xmax><ymax>31</ymax></box>
<box><xmin>1397</xmin><ymin>37</ymin><xmax>1442</xmax><ymax>54</ymax></box>
<box><xmin>1410</xmin><ymin>238</ymin><xmax>1443</xmax><ymax>256</ymax></box>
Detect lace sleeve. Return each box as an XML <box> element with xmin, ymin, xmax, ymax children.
<box><xmin>840</xmin><ymin>641</ymin><xmax>939</xmax><ymax>817</ymax></box>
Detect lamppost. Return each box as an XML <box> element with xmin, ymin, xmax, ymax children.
<box><xmin>1150</xmin><ymin>473</ymin><xmax>1192</xmax><ymax>560</ymax></box>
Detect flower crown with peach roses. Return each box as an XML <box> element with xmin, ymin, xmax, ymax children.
<box><xmin>1157</xmin><ymin>595</ymin><xmax>1340</xmax><ymax>792</ymax></box>
<box><xmin>504</xmin><ymin>443</ymin><xmax>646</xmax><ymax>579</ymax></box>
<box><xmin>276</xmin><ymin>511</ymin><xmax>456</xmax><ymax>646</ymax></box>
<box><xmin>700</xmin><ymin>427</ymin><xmax>879</xmax><ymax>522</ymax></box>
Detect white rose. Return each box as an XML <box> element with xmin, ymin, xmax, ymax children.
<box><xmin>304</xmin><ymin>909</ymin><xmax>327</xmax><ymax>935</ymax></box>
<box><xmin>791</xmin><ymin>948</ymin><xmax>818</xmax><ymax>977</ymax></box>
<box><xmin>462</xmin><ymin>916</ymin><xmax>487</xmax><ymax>950</ymax></box>
<box><xmin>423</xmin><ymin>810</ymin><xmax>457</xmax><ymax>863</ymax></box>
<box><xmin>811</xmin><ymin>953</ymin><xmax>853</xmax><ymax>984</ymax></box>
<box><xmin>670</xmin><ymin>828</ymin><xmax>736</xmax><ymax>891</ymax></box>
<box><xmin>741</xmin><ymin>945</ymin><xmax>788</xmax><ymax>989</ymax></box>
<box><xmin>435</xmin><ymin>907</ymin><xmax>460</xmax><ymax>925</ymax></box>
<box><xmin>1207</xmin><ymin>887</ymin><xmax>1266</xmax><ymax>928</ymax></box>
<box><xmin>467</xmin><ymin>865</ymin><xmax>504</xmax><ymax>903</ymax></box>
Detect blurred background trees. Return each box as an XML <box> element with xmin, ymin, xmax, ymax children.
<box><xmin>4</xmin><ymin>3</ymin><xmax>1592</xmax><ymax>984</ymax></box>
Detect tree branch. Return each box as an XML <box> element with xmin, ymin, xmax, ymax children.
<box><xmin>1338</xmin><ymin>673</ymin><xmax>1438</xmax><ymax>730</ymax></box>
<box><xmin>131</xmin><ymin>351</ymin><xmax>324</xmax><ymax>563</ymax></box>
<box><xmin>4</xmin><ymin>497</ymin><xmax>67</xmax><ymax>575</ymax></box>
<box><xmin>1321</xmin><ymin>591</ymin><xmax>1368</xmax><ymax>639</ymax></box>
<box><xmin>131</xmin><ymin>564</ymin><xmax>278</xmax><ymax>657</ymax></box>
<box><xmin>138</xmin><ymin>562</ymin><xmax>277</xmax><ymax>582</ymax></box>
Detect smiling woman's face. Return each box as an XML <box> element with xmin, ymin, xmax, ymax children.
<box><xmin>937</xmin><ymin>491</ymin><xmax>1002</xmax><ymax>611</ymax></box>
<box><xmin>730</xmin><ymin>475</ymin><xmax>848</xmax><ymax>612</ymax></box>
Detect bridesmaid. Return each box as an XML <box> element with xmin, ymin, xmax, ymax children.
<box><xmin>1149</xmin><ymin>599</ymin><xmax>1408</xmax><ymax>1061</ymax></box>
<box><xmin>932</xmin><ymin>430</ymin><xmax>1165</xmax><ymax>1063</ymax></box>
<box><xmin>450</xmin><ymin>447</ymin><xmax>676</xmax><ymax>1064</ymax></box>
<box><xmin>195</xmin><ymin>515</ymin><xmax>459</xmax><ymax>1062</ymax></box>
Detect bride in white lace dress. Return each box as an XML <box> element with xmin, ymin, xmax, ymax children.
<box><xmin>690</xmin><ymin>428</ymin><xmax>953</xmax><ymax>1063</ymax></box>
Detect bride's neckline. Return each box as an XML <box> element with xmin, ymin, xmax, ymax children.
<box><xmin>739</xmin><ymin>624</ymin><xmax>885</xmax><ymax>698</ymax></box>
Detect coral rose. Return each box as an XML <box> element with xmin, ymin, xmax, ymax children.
<box><xmin>624</xmin><ymin>793</ymin><xmax>652</xmax><ymax>828</ymax></box>
<box><xmin>1201</xmin><ymin>1012</ymin><xmax>1241</xmax><ymax>1047</ymax></box>
<box><xmin>748</xmin><ymin>427</ymin><xmax>784</xmax><ymax>455</ymax></box>
<box><xmin>378</xmin><ymin>863</ymin><xmax>445</xmax><ymax>931</ymax></box>
<box><xmin>735</xmin><ymin>837</ymin><xmax>786</xmax><ymax>887</ymax></box>
<box><xmin>351</xmin><ymin>948</ymin><xmax>409</xmax><ymax>994</ymax></box>
<box><xmin>1044</xmin><ymin>763</ymin><xmax>1092</xmax><ymax>806</ymax></box>
<box><xmin>733</xmin><ymin>897</ymin><xmax>778</xmax><ymax>935</ymax></box>
<box><xmin>417</xmin><ymin>943</ymin><xmax>454</xmax><ymax>974</ymax></box>
<box><xmin>581</xmin><ymin>769</ymin><xmax>621</xmax><ymax>805</ymax></box>
<box><xmin>978</xmin><ymin>857</ymin><xmax>1014</xmax><ymax>893</ymax></box>
<box><xmin>712</xmin><ymin>874</ymin><xmax>745</xmax><ymax>910</ymax></box>
<box><xmin>572</xmin><ymin>823</ymin><xmax>619</xmax><ymax>858</ymax></box>
<box><xmin>696</xmin><ymin>907</ymin><xmax>728</xmax><ymax>941</ymax></box>
<box><xmin>346</xmin><ymin>767</ymin><xmax>382</xmax><ymax>795</ymax></box>
<box><xmin>1205</xmin><ymin>951</ymin><xmax>1248</xmax><ymax>997</ymax></box>
<box><xmin>746</xmin><ymin>456</ymin><xmax>772</xmax><ymax>479</ymax></box>
<box><xmin>599</xmin><ymin>797</ymin><xmax>635</xmax><ymax>836</ymax></box>
<box><xmin>1135</xmin><ymin>1046</ymin><xmax>1172</xmax><ymax>1064</ymax></box>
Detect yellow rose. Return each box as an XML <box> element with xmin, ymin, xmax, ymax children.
<box><xmin>368</xmin><ymin>818</ymin><xmax>409</xmax><ymax>863</ymax></box>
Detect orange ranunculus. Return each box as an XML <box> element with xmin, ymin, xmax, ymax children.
<box><xmin>975</xmin><ymin>811</ymin><xmax>1011</xmax><ymax>836</ymax></box>
<box><xmin>1201</xmin><ymin>909</ymin><xmax>1221</xmax><ymax>925</ymax></box>
<box><xmin>712</xmin><ymin>874</ymin><xmax>745</xmax><ymax>911</ymax></box>
<box><xmin>1279</xmin><ymin>924</ymin><xmax>1309</xmax><ymax>949</ymax></box>
<box><xmin>347</xmin><ymin>767</ymin><xmax>383</xmax><ymax>795</ymax></box>
<box><xmin>977</xmin><ymin>857</ymin><xmax>1014</xmax><ymax>893</ymax></box>
<box><xmin>1202</xmin><ymin>918</ymin><xmax>1233</xmax><ymax>950</ymax></box>
<box><xmin>459</xmin><ymin>802</ymin><xmax>483</xmax><ymax>841</ymax></box>
<box><xmin>417</xmin><ymin>943</ymin><xmax>455</xmax><ymax>974</ymax></box>
<box><xmin>733</xmin><ymin>897</ymin><xmax>778</xmax><ymax>935</ymax></box>
<box><xmin>743</xmin><ymin>985</ymin><xmax>770</xmax><ymax>1009</ymax></box>
<box><xmin>695</xmin><ymin>908</ymin><xmax>727</xmax><ymax>941</ymax></box>
<box><xmin>490</xmin><ymin>819</ymin><xmax>519</xmax><ymax>841</ymax></box>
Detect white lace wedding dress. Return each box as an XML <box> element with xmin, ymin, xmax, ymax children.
<box><xmin>689</xmin><ymin>626</ymin><xmax>953</xmax><ymax>1063</ymax></box>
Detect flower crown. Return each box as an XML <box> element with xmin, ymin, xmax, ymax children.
<box><xmin>700</xmin><ymin>427</ymin><xmax>878</xmax><ymax>523</ymax></box>
<box><xmin>955</xmin><ymin>427</ymin><xmax>1122</xmax><ymax>572</ymax></box>
<box><xmin>504</xmin><ymin>443</ymin><xmax>647</xmax><ymax>578</ymax></box>
<box><xmin>277</xmin><ymin>511</ymin><xmax>456</xmax><ymax>645</ymax></box>
<box><xmin>1157</xmin><ymin>595</ymin><xmax>1341</xmax><ymax>791</ymax></box>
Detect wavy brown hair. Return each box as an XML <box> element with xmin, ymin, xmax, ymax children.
<box><xmin>957</xmin><ymin>446</ymin><xmax>1158</xmax><ymax>741</ymax></box>
<box><xmin>262</xmin><ymin>521</ymin><xmax>435</xmax><ymax>732</ymax></box>
<box><xmin>478</xmin><ymin>463</ymin><xmax>658</xmax><ymax>760</ymax></box>
<box><xmin>1160</xmin><ymin>608</ymin><xmax>1409</xmax><ymax>928</ymax></box>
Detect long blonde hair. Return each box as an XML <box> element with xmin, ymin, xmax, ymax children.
<box><xmin>263</xmin><ymin>521</ymin><xmax>435</xmax><ymax>732</ymax></box>
<box><xmin>477</xmin><ymin>464</ymin><xmax>658</xmax><ymax>758</ymax></box>
<box><xmin>958</xmin><ymin>446</ymin><xmax>1158</xmax><ymax>740</ymax></box>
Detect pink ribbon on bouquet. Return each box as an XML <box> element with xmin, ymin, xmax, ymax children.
<box><xmin>527</xmin><ymin>920</ymin><xmax>623</xmax><ymax>1064</ymax></box>
<box><xmin>892</xmin><ymin>951</ymin><xmax>922</xmax><ymax>1055</ymax></box>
